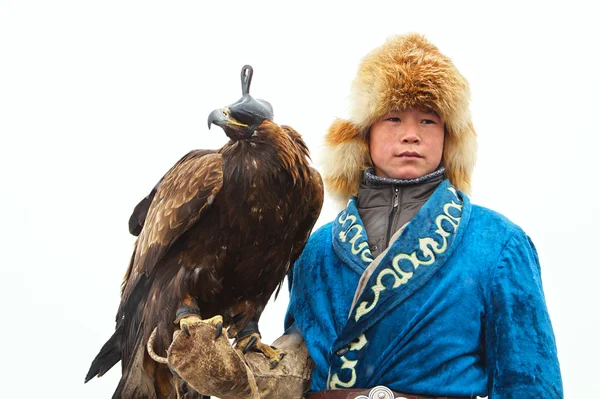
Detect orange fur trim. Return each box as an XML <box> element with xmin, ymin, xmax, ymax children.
<box><xmin>322</xmin><ymin>119</ymin><xmax>372</xmax><ymax>207</ymax></box>
<box><xmin>325</xmin><ymin>118</ymin><xmax>362</xmax><ymax>146</ymax></box>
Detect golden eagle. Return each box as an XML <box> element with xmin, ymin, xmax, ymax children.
<box><xmin>85</xmin><ymin>65</ymin><xmax>323</xmax><ymax>398</ymax></box>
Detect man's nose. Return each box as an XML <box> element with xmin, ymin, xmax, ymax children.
<box><xmin>400</xmin><ymin>124</ymin><xmax>420</xmax><ymax>143</ymax></box>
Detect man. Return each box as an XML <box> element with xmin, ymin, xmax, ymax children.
<box><xmin>169</xmin><ymin>33</ymin><xmax>563</xmax><ymax>399</ymax></box>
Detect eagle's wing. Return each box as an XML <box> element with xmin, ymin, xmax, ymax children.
<box><xmin>127</xmin><ymin>149</ymin><xmax>218</xmax><ymax>236</ymax></box>
<box><xmin>87</xmin><ymin>150</ymin><xmax>223</xmax><ymax>397</ymax></box>
<box><xmin>131</xmin><ymin>150</ymin><xmax>223</xmax><ymax>278</ymax></box>
<box><xmin>127</xmin><ymin>181</ymin><xmax>159</xmax><ymax>236</ymax></box>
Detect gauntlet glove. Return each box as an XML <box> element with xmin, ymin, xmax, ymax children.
<box><xmin>166</xmin><ymin>322</ymin><xmax>313</xmax><ymax>398</ymax></box>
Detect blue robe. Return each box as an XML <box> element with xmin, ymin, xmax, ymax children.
<box><xmin>285</xmin><ymin>180</ymin><xmax>562</xmax><ymax>398</ymax></box>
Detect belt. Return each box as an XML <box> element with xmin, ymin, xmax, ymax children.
<box><xmin>306</xmin><ymin>385</ymin><xmax>470</xmax><ymax>399</ymax></box>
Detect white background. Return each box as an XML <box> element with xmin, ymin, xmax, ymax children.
<box><xmin>1</xmin><ymin>1</ymin><xmax>598</xmax><ymax>398</ymax></box>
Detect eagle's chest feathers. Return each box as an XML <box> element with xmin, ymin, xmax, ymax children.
<box><xmin>223</xmin><ymin>142</ymin><xmax>301</xmax><ymax>226</ymax></box>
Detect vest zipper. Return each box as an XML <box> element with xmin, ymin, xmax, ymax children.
<box><xmin>386</xmin><ymin>186</ymin><xmax>400</xmax><ymax>245</ymax></box>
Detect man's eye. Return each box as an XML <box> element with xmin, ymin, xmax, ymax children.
<box><xmin>386</xmin><ymin>117</ymin><xmax>401</xmax><ymax>122</ymax></box>
<box><xmin>421</xmin><ymin>119</ymin><xmax>436</xmax><ymax>124</ymax></box>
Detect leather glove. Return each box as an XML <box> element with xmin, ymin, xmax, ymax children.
<box><xmin>166</xmin><ymin>322</ymin><xmax>313</xmax><ymax>398</ymax></box>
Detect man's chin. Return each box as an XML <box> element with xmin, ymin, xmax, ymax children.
<box><xmin>386</xmin><ymin>168</ymin><xmax>422</xmax><ymax>180</ymax></box>
<box><xmin>377</xmin><ymin>164</ymin><xmax>440</xmax><ymax>180</ymax></box>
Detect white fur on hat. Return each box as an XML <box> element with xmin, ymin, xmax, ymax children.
<box><xmin>323</xmin><ymin>33</ymin><xmax>477</xmax><ymax>207</ymax></box>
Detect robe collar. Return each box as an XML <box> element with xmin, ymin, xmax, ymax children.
<box><xmin>331</xmin><ymin>179</ymin><xmax>472</xmax><ymax>347</ymax></box>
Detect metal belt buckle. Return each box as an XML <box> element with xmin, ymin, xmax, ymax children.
<box><xmin>354</xmin><ymin>385</ymin><xmax>408</xmax><ymax>399</ymax></box>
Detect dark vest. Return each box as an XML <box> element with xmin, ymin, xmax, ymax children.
<box><xmin>357</xmin><ymin>173</ymin><xmax>443</xmax><ymax>258</ymax></box>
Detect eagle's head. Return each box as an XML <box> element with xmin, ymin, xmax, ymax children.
<box><xmin>208</xmin><ymin>65</ymin><xmax>273</xmax><ymax>140</ymax></box>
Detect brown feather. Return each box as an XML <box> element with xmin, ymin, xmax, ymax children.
<box><xmin>133</xmin><ymin>151</ymin><xmax>224</xmax><ymax>277</ymax></box>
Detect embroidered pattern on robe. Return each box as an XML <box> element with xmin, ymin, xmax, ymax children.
<box><xmin>328</xmin><ymin>181</ymin><xmax>466</xmax><ymax>389</ymax></box>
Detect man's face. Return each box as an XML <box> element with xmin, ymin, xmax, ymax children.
<box><xmin>369</xmin><ymin>108</ymin><xmax>445</xmax><ymax>179</ymax></box>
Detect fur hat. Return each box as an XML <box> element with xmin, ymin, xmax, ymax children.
<box><xmin>322</xmin><ymin>33</ymin><xmax>477</xmax><ymax>207</ymax></box>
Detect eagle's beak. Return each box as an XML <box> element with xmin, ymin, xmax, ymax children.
<box><xmin>207</xmin><ymin>108</ymin><xmax>248</xmax><ymax>130</ymax></box>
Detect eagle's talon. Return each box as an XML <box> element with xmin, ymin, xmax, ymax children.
<box><xmin>242</xmin><ymin>335</ymin><xmax>258</xmax><ymax>354</ymax></box>
<box><xmin>178</xmin><ymin>314</ymin><xmax>202</xmax><ymax>337</ymax></box>
<box><xmin>236</xmin><ymin>333</ymin><xmax>286</xmax><ymax>368</ymax></box>
<box><xmin>268</xmin><ymin>351</ymin><xmax>286</xmax><ymax>368</ymax></box>
<box><xmin>178</xmin><ymin>314</ymin><xmax>223</xmax><ymax>341</ymax></box>
<box><xmin>215</xmin><ymin>322</ymin><xmax>223</xmax><ymax>339</ymax></box>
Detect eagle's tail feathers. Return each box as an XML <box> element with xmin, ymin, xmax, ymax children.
<box><xmin>112</xmin><ymin>334</ymin><xmax>159</xmax><ymax>399</ymax></box>
<box><xmin>85</xmin><ymin>325</ymin><xmax>122</xmax><ymax>383</ymax></box>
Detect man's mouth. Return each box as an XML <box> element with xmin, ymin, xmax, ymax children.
<box><xmin>398</xmin><ymin>151</ymin><xmax>423</xmax><ymax>158</ymax></box>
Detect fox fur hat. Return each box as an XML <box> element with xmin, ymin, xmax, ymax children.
<box><xmin>323</xmin><ymin>33</ymin><xmax>477</xmax><ymax>207</ymax></box>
